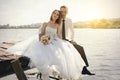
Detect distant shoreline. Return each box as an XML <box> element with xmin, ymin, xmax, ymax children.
<box><xmin>0</xmin><ymin>27</ymin><xmax>39</xmax><ymax>29</ymax></box>
<box><xmin>0</xmin><ymin>18</ymin><xmax>120</xmax><ymax>29</ymax></box>
<box><xmin>0</xmin><ymin>27</ymin><xmax>120</xmax><ymax>29</ymax></box>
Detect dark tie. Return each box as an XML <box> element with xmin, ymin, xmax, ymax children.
<box><xmin>62</xmin><ymin>20</ymin><xmax>66</xmax><ymax>40</ymax></box>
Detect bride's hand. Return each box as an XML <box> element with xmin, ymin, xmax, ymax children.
<box><xmin>39</xmin><ymin>34</ymin><xmax>43</xmax><ymax>41</ymax></box>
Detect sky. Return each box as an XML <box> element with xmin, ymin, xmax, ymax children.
<box><xmin>0</xmin><ymin>0</ymin><xmax>120</xmax><ymax>26</ymax></box>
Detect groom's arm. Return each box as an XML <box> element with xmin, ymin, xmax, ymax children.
<box><xmin>68</xmin><ymin>19</ymin><xmax>74</xmax><ymax>41</ymax></box>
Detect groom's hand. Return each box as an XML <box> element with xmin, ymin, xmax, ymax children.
<box><xmin>70</xmin><ymin>40</ymin><xmax>77</xmax><ymax>45</ymax></box>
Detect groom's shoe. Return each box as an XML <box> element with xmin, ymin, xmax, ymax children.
<box><xmin>82</xmin><ymin>66</ymin><xmax>95</xmax><ymax>75</ymax></box>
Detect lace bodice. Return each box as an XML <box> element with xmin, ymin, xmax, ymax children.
<box><xmin>45</xmin><ymin>26</ymin><xmax>58</xmax><ymax>40</ymax></box>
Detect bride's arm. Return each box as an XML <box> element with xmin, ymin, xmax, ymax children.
<box><xmin>57</xmin><ymin>25</ymin><xmax>62</xmax><ymax>39</ymax></box>
<box><xmin>39</xmin><ymin>22</ymin><xmax>47</xmax><ymax>41</ymax></box>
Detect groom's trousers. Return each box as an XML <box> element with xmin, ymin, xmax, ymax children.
<box><xmin>73</xmin><ymin>44</ymin><xmax>89</xmax><ymax>67</ymax></box>
<box><xmin>64</xmin><ymin>39</ymin><xmax>89</xmax><ymax>66</ymax></box>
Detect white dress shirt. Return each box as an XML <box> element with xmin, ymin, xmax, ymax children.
<box><xmin>60</xmin><ymin>18</ymin><xmax>74</xmax><ymax>41</ymax></box>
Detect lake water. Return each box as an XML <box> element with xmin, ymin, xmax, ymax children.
<box><xmin>0</xmin><ymin>29</ymin><xmax>120</xmax><ymax>80</ymax></box>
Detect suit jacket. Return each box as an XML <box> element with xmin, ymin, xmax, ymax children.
<box><xmin>60</xmin><ymin>18</ymin><xmax>74</xmax><ymax>41</ymax></box>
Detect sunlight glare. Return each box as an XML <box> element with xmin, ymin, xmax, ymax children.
<box><xmin>84</xmin><ymin>7</ymin><xmax>101</xmax><ymax>21</ymax></box>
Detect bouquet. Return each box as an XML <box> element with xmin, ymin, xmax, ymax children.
<box><xmin>40</xmin><ymin>35</ymin><xmax>50</xmax><ymax>45</ymax></box>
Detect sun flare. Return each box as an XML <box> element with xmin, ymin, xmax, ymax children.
<box><xmin>82</xmin><ymin>6</ymin><xmax>102</xmax><ymax>21</ymax></box>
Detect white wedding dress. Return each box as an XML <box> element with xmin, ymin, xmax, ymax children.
<box><xmin>7</xmin><ymin>25</ymin><xmax>83</xmax><ymax>80</ymax></box>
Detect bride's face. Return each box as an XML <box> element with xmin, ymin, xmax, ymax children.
<box><xmin>52</xmin><ymin>10</ymin><xmax>59</xmax><ymax>21</ymax></box>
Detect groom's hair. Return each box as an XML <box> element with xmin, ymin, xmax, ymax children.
<box><xmin>60</xmin><ymin>5</ymin><xmax>68</xmax><ymax>13</ymax></box>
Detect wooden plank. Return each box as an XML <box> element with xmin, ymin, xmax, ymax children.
<box><xmin>0</xmin><ymin>42</ymin><xmax>21</xmax><ymax>61</ymax></box>
<box><xmin>0</xmin><ymin>42</ymin><xmax>15</xmax><ymax>49</ymax></box>
<box><xmin>11</xmin><ymin>59</ymin><xmax>28</xmax><ymax>80</ymax></box>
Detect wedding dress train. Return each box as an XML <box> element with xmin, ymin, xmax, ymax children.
<box><xmin>7</xmin><ymin>26</ymin><xmax>83</xmax><ymax>80</ymax></box>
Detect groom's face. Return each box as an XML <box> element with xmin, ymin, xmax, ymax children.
<box><xmin>60</xmin><ymin>8</ymin><xmax>67</xmax><ymax>19</ymax></box>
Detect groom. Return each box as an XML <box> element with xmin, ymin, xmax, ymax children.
<box><xmin>60</xmin><ymin>5</ymin><xmax>95</xmax><ymax>75</ymax></box>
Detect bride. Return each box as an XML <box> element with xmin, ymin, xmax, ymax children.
<box><xmin>7</xmin><ymin>9</ymin><xmax>83</xmax><ymax>80</ymax></box>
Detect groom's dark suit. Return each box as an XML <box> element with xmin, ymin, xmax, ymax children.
<box><xmin>61</xmin><ymin>19</ymin><xmax>95</xmax><ymax>75</ymax></box>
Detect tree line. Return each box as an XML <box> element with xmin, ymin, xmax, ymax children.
<box><xmin>74</xmin><ymin>18</ymin><xmax>120</xmax><ymax>29</ymax></box>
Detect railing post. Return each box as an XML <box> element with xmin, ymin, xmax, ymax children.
<box><xmin>11</xmin><ymin>59</ymin><xmax>28</xmax><ymax>80</ymax></box>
